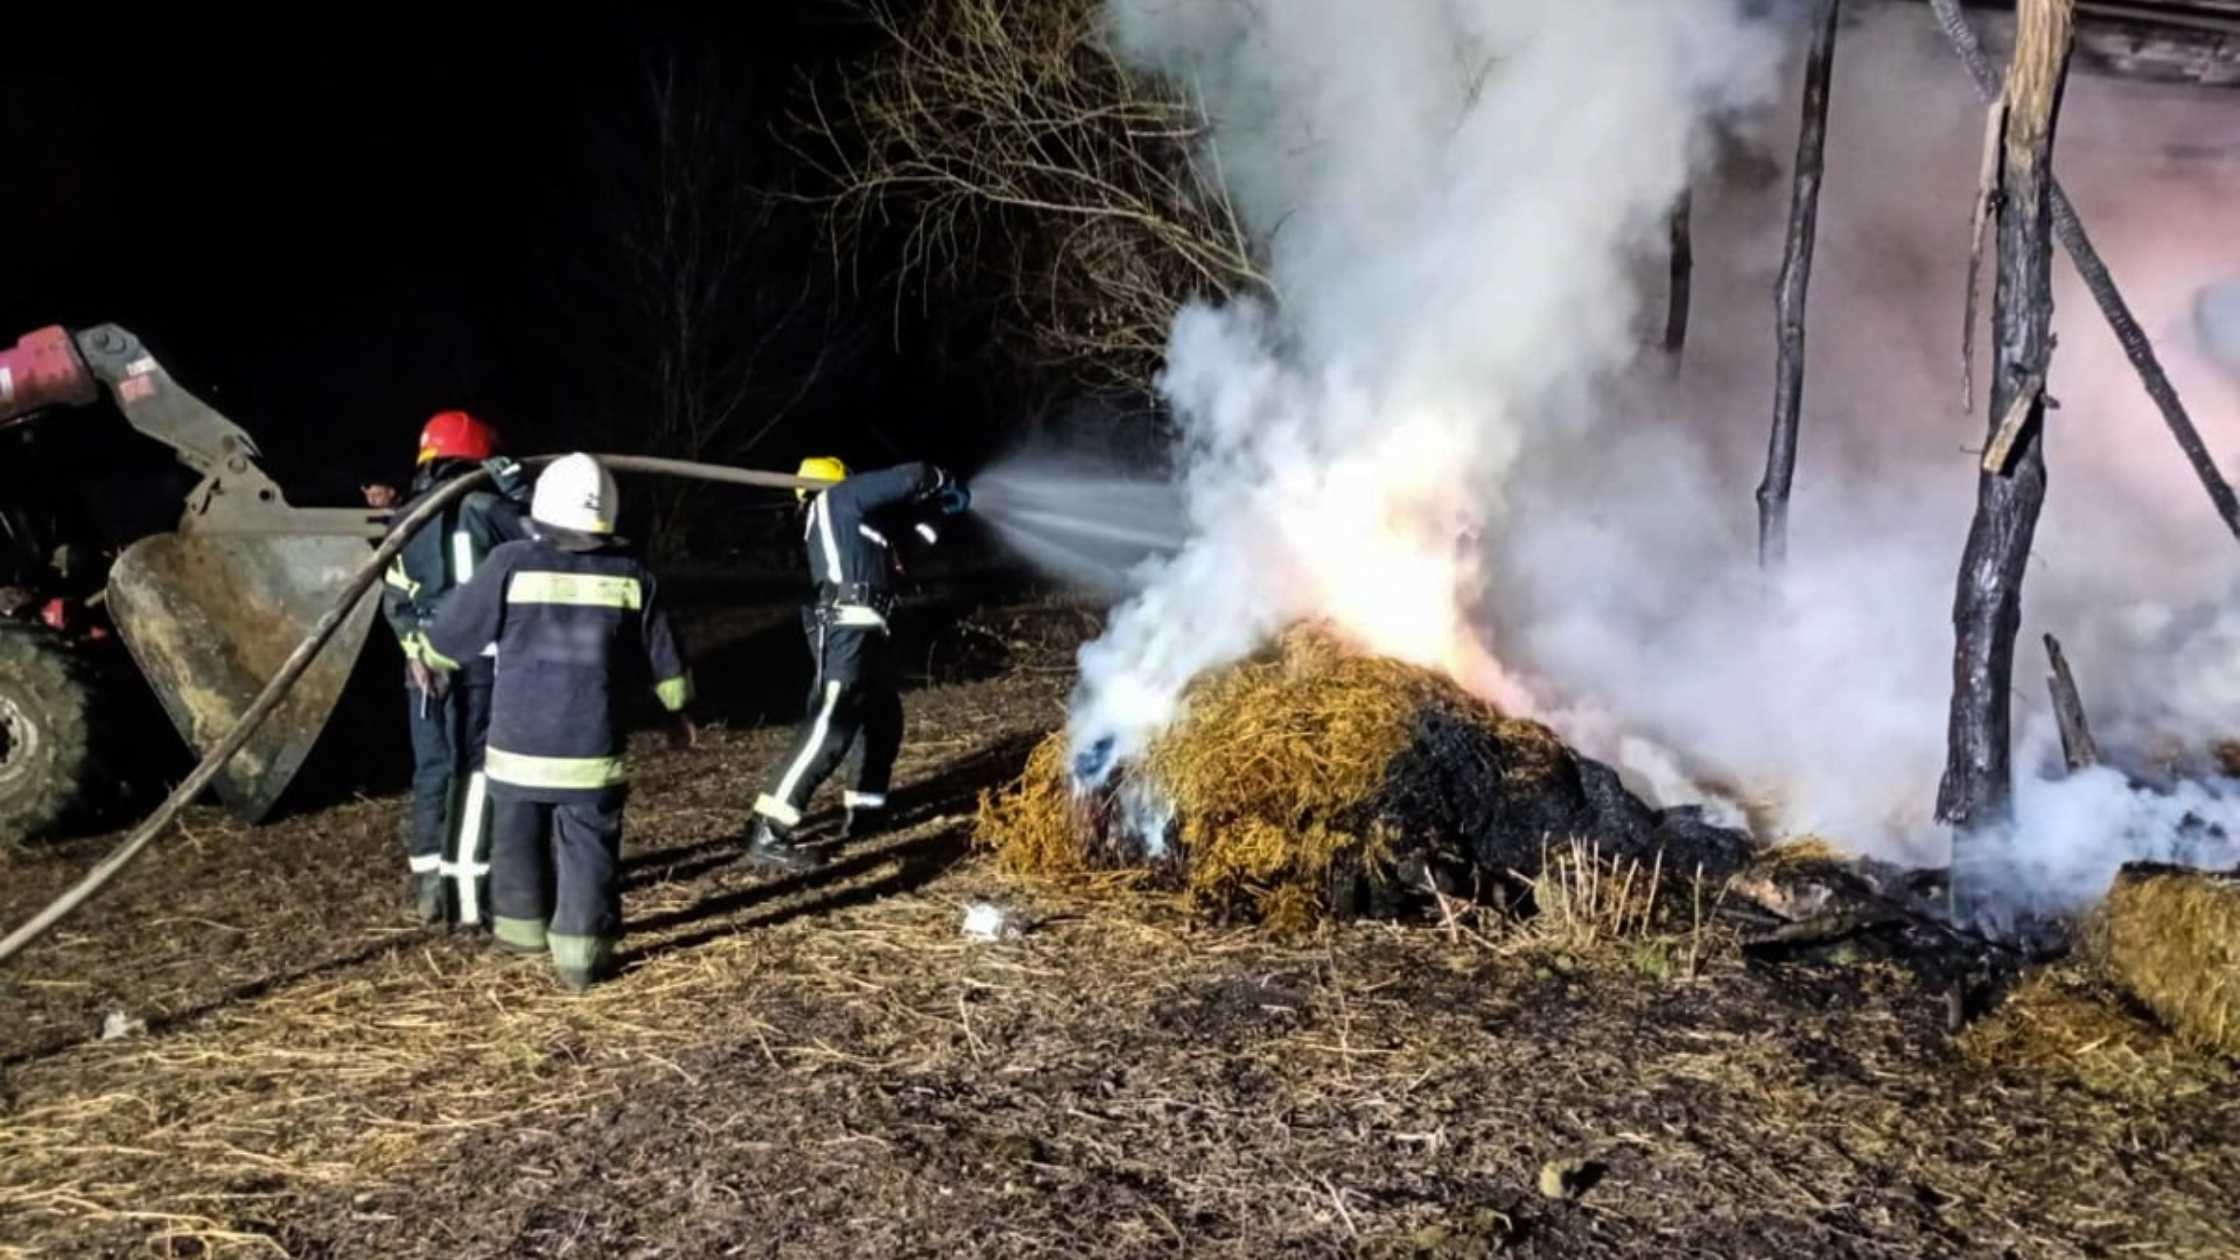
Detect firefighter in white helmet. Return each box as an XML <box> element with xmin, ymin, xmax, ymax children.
<box><xmin>425</xmin><ymin>453</ymin><xmax>697</xmax><ymax>991</ymax></box>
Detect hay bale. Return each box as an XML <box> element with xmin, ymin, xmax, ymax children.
<box><xmin>2083</xmin><ymin>864</ymin><xmax>2240</xmax><ymax>1058</ymax></box>
<box><xmin>977</xmin><ymin>626</ymin><xmax>1746</xmax><ymax>927</ymax></box>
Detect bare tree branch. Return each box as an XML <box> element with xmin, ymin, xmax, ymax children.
<box><xmin>1756</xmin><ymin>0</ymin><xmax>1841</xmax><ymax>573</ymax></box>
<box><xmin>591</xmin><ymin>50</ymin><xmax>844</xmax><ymax>555</ymax></box>
<box><xmin>793</xmin><ymin>0</ymin><xmax>1264</xmax><ymax>392</ymax></box>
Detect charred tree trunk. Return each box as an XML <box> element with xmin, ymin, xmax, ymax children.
<box><xmin>1937</xmin><ymin>0</ymin><xmax>2074</xmax><ymax>834</ymax></box>
<box><xmin>1927</xmin><ymin>0</ymin><xmax>2240</xmax><ymax>545</ymax></box>
<box><xmin>1664</xmin><ymin>189</ymin><xmax>1693</xmax><ymax>368</ymax></box>
<box><xmin>2043</xmin><ymin>633</ymin><xmax>2100</xmax><ymax>771</ymax></box>
<box><xmin>1756</xmin><ymin>0</ymin><xmax>1840</xmax><ymax>572</ymax></box>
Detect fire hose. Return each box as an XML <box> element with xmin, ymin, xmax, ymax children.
<box><xmin>0</xmin><ymin>455</ymin><xmax>828</xmax><ymax>966</ymax></box>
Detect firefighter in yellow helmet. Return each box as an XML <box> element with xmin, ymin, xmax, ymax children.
<box><xmin>744</xmin><ymin>455</ymin><xmax>969</xmax><ymax>870</ymax></box>
<box><xmin>795</xmin><ymin>455</ymin><xmax>849</xmax><ymax>500</ymax></box>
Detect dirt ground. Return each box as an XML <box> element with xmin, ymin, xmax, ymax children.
<box><xmin>2</xmin><ymin>593</ymin><xmax>2236</xmax><ymax>1259</ymax></box>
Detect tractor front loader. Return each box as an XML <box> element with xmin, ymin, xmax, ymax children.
<box><xmin>0</xmin><ymin>324</ymin><xmax>388</xmax><ymax>840</ymax></box>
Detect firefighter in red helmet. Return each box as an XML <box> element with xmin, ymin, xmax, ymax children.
<box><xmin>418</xmin><ymin>410</ymin><xmax>499</xmax><ymax>465</ymax></box>
<box><xmin>379</xmin><ymin>410</ymin><xmax>532</xmax><ymax>929</ymax></box>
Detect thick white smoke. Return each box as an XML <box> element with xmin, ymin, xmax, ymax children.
<box><xmin>2202</xmin><ymin>279</ymin><xmax>2240</xmax><ymax>375</ymax></box>
<box><xmin>1493</xmin><ymin>6</ymin><xmax>2240</xmax><ymax>898</ymax></box>
<box><xmin>1066</xmin><ymin>0</ymin><xmax>2240</xmax><ymax>912</ymax></box>
<box><xmin>1073</xmin><ymin>0</ymin><xmax>1786</xmax><ymax>771</ymax></box>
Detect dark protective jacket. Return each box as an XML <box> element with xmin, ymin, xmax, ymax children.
<box><xmin>801</xmin><ymin>462</ymin><xmax>946</xmax><ymax>623</ymax></box>
<box><xmin>380</xmin><ymin>460</ymin><xmax>531</xmax><ymax>661</ymax></box>
<box><xmin>424</xmin><ymin>535</ymin><xmax>692</xmax><ymax>801</ymax></box>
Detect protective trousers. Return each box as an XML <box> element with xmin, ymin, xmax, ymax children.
<box><xmin>404</xmin><ymin>657</ymin><xmax>496</xmax><ymax>925</ymax></box>
<box><xmin>487</xmin><ymin>790</ymin><xmax>626</xmax><ymax>975</ymax></box>
<box><xmin>752</xmin><ymin>618</ymin><xmax>901</xmax><ymax>831</ymax></box>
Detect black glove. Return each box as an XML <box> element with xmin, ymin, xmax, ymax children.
<box><xmin>484</xmin><ymin>456</ymin><xmax>530</xmax><ymax>500</ymax></box>
<box><xmin>920</xmin><ymin>467</ymin><xmax>968</xmax><ymax>516</ymax></box>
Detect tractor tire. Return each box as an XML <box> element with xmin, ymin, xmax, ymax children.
<box><xmin>0</xmin><ymin>625</ymin><xmax>105</xmax><ymax>846</ymax></box>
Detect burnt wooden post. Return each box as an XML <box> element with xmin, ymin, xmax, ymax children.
<box><xmin>1928</xmin><ymin>0</ymin><xmax>2240</xmax><ymax>544</ymax></box>
<box><xmin>1664</xmin><ymin>189</ymin><xmax>1694</xmax><ymax>368</ymax></box>
<box><xmin>1755</xmin><ymin>0</ymin><xmax>1840</xmax><ymax>571</ymax></box>
<box><xmin>2044</xmin><ymin>633</ymin><xmax>2100</xmax><ymax>772</ymax></box>
<box><xmin>1936</xmin><ymin>0</ymin><xmax>2074</xmax><ymax>835</ymax></box>
<box><xmin>1961</xmin><ymin>93</ymin><xmax>2007</xmax><ymax>416</ymax></box>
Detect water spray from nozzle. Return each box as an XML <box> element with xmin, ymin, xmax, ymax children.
<box><xmin>966</xmin><ymin>453</ymin><xmax>1186</xmax><ymax>597</ymax></box>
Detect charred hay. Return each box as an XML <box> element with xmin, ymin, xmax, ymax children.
<box><xmin>977</xmin><ymin>627</ymin><xmax>1748</xmax><ymax>929</ymax></box>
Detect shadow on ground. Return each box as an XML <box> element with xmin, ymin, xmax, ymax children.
<box><xmin>615</xmin><ymin>729</ymin><xmax>1042</xmax><ymax>965</ymax></box>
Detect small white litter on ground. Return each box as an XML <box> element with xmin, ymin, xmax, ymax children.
<box><xmin>99</xmin><ymin>1010</ymin><xmax>145</xmax><ymax>1041</ymax></box>
<box><xmin>961</xmin><ymin>902</ymin><xmax>1020</xmax><ymax>941</ymax></box>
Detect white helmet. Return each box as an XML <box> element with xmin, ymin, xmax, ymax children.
<box><xmin>531</xmin><ymin>453</ymin><xmax>619</xmax><ymax>535</ymax></box>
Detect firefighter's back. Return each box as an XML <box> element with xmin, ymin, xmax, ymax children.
<box><xmin>480</xmin><ymin>537</ymin><xmax>658</xmax><ymax>799</ymax></box>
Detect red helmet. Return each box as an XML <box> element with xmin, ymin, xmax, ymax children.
<box><xmin>417</xmin><ymin>410</ymin><xmax>500</xmax><ymax>464</ymax></box>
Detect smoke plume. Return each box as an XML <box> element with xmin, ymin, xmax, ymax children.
<box><xmin>1062</xmin><ymin>0</ymin><xmax>2240</xmax><ymax>913</ymax></box>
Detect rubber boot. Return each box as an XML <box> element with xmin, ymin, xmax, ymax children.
<box><xmin>405</xmin><ymin>873</ymin><xmax>445</xmax><ymax>927</ymax></box>
<box><xmin>491</xmin><ymin>916</ymin><xmax>550</xmax><ymax>959</ymax></box>
<box><xmin>744</xmin><ymin>817</ymin><xmax>824</xmax><ymax>873</ymax></box>
<box><xmin>841</xmin><ymin>807</ymin><xmax>889</xmax><ymax>841</ymax></box>
<box><xmin>551</xmin><ymin>933</ymin><xmax>613</xmax><ymax>994</ymax></box>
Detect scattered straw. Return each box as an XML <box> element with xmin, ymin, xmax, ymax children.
<box><xmin>3</xmin><ymin>632</ymin><xmax>2238</xmax><ymax>1256</ymax></box>
<box><xmin>1756</xmin><ymin>836</ymin><xmax>1853</xmax><ymax>869</ymax></box>
<box><xmin>1525</xmin><ymin>837</ymin><xmax>1668</xmax><ymax>951</ymax></box>
<box><xmin>1962</xmin><ymin>964</ymin><xmax>2233</xmax><ymax>1099</ymax></box>
<box><xmin>2083</xmin><ymin>865</ymin><xmax>2240</xmax><ymax>1058</ymax></box>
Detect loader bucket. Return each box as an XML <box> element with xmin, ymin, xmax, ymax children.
<box><xmin>106</xmin><ymin>533</ymin><xmax>380</xmax><ymax>822</ymax></box>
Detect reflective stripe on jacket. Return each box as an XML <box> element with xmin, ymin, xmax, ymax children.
<box><xmin>426</xmin><ymin>536</ymin><xmax>692</xmax><ymax>801</ymax></box>
<box><xmin>380</xmin><ymin>468</ymin><xmax>530</xmax><ymax>658</ymax></box>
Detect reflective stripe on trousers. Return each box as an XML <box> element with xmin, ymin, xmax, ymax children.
<box><xmin>441</xmin><ymin>770</ymin><xmax>491</xmax><ymax>925</ymax></box>
<box><xmin>770</xmin><ymin>679</ymin><xmax>845</xmax><ymax>808</ymax></box>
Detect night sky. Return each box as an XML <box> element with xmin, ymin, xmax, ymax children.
<box><xmin>1</xmin><ymin>5</ymin><xmax>998</xmax><ymax>548</ymax></box>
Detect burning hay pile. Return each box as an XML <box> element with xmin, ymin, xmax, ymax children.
<box><xmin>978</xmin><ymin>627</ymin><xmax>1747</xmax><ymax>929</ymax></box>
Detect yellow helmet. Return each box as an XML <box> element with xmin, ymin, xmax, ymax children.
<box><xmin>796</xmin><ymin>455</ymin><xmax>848</xmax><ymax>502</ymax></box>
